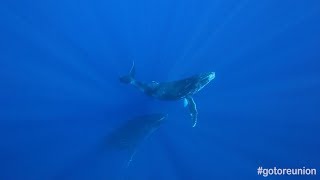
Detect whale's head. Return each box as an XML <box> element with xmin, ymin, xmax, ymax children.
<box><xmin>142</xmin><ymin>113</ymin><xmax>167</xmax><ymax>131</ymax></box>
<box><xmin>202</xmin><ymin>72</ymin><xmax>215</xmax><ymax>82</ymax></box>
<box><xmin>196</xmin><ymin>72</ymin><xmax>215</xmax><ymax>90</ymax></box>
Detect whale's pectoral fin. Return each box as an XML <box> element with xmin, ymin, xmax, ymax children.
<box><xmin>185</xmin><ymin>96</ymin><xmax>198</xmax><ymax>127</ymax></box>
<box><xmin>125</xmin><ymin>147</ymin><xmax>138</xmax><ymax>168</ymax></box>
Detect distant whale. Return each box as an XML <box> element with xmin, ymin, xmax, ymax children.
<box><xmin>120</xmin><ymin>62</ymin><xmax>215</xmax><ymax>127</ymax></box>
<box><xmin>106</xmin><ymin>113</ymin><xmax>167</xmax><ymax>167</ymax></box>
<box><xmin>56</xmin><ymin>113</ymin><xmax>167</xmax><ymax>178</ymax></box>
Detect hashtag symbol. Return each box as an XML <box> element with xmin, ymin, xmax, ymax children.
<box><xmin>257</xmin><ymin>167</ymin><xmax>263</xmax><ymax>175</ymax></box>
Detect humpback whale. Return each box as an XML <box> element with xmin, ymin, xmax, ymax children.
<box><xmin>106</xmin><ymin>113</ymin><xmax>167</xmax><ymax>167</ymax></box>
<box><xmin>120</xmin><ymin>62</ymin><xmax>215</xmax><ymax>127</ymax></box>
<box><xmin>57</xmin><ymin>114</ymin><xmax>166</xmax><ymax>178</ymax></box>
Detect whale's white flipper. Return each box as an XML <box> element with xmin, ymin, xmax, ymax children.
<box><xmin>185</xmin><ymin>96</ymin><xmax>198</xmax><ymax>127</ymax></box>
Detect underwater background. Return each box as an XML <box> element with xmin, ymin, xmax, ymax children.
<box><xmin>0</xmin><ymin>0</ymin><xmax>319</xmax><ymax>179</ymax></box>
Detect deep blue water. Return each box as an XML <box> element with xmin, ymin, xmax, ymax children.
<box><xmin>1</xmin><ymin>0</ymin><xmax>320</xmax><ymax>179</ymax></box>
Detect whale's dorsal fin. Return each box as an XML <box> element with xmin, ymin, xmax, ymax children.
<box><xmin>184</xmin><ymin>96</ymin><xmax>198</xmax><ymax>127</ymax></box>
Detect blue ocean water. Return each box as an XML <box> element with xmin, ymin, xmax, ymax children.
<box><xmin>0</xmin><ymin>0</ymin><xmax>319</xmax><ymax>179</ymax></box>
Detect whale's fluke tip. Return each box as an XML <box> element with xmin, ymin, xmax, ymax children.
<box><xmin>119</xmin><ymin>61</ymin><xmax>136</xmax><ymax>84</ymax></box>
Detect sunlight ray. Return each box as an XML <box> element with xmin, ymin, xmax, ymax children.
<box><xmin>216</xmin><ymin>6</ymin><xmax>320</xmax><ymax>72</ymax></box>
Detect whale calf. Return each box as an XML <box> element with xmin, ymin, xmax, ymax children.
<box><xmin>120</xmin><ymin>62</ymin><xmax>215</xmax><ymax>127</ymax></box>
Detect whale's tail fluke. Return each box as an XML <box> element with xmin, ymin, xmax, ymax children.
<box><xmin>119</xmin><ymin>61</ymin><xmax>135</xmax><ymax>84</ymax></box>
